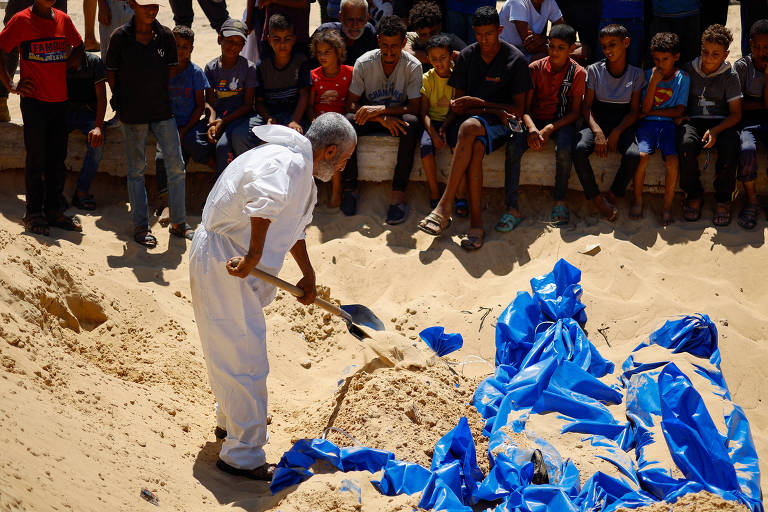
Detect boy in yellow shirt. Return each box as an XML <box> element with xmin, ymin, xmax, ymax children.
<box><xmin>419</xmin><ymin>34</ymin><xmax>467</xmax><ymax>213</ymax></box>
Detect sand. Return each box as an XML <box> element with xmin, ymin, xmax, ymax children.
<box><xmin>617</xmin><ymin>491</ymin><xmax>750</xmax><ymax>512</ymax></box>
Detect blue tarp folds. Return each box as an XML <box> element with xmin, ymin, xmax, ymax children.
<box><xmin>269</xmin><ymin>260</ymin><xmax>762</xmax><ymax>512</ymax></box>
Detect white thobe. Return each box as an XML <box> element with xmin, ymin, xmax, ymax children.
<box><xmin>189</xmin><ymin>125</ymin><xmax>317</xmax><ymax>469</ymax></box>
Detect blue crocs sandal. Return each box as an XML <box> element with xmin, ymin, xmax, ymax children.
<box><xmin>454</xmin><ymin>198</ymin><xmax>469</xmax><ymax>218</ymax></box>
<box><xmin>495</xmin><ymin>213</ymin><xmax>522</xmax><ymax>232</ymax></box>
<box><xmin>551</xmin><ymin>205</ymin><xmax>570</xmax><ymax>226</ymax></box>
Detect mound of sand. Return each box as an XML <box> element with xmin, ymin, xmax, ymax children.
<box><xmin>617</xmin><ymin>491</ymin><xmax>750</xmax><ymax>512</ymax></box>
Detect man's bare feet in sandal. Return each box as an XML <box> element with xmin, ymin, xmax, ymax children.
<box><xmin>593</xmin><ymin>195</ymin><xmax>618</xmax><ymax>221</ymax></box>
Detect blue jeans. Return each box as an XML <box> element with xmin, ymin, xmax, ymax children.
<box><xmin>445</xmin><ymin>10</ymin><xmax>476</xmax><ymax>44</ymax></box>
<box><xmin>156</xmin><ymin>119</ymin><xmax>211</xmax><ymax>195</ymax></box>
<box><xmin>123</xmin><ymin>118</ymin><xmax>186</xmax><ymax>229</ymax></box>
<box><xmin>67</xmin><ymin>109</ymin><xmax>104</xmax><ymax>194</ymax></box>
<box><xmin>738</xmin><ymin>121</ymin><xmax>768</xmax><ymax>183</ymax></box>
<box><xmin>599</xmin><ymin>17</ymin><xmax>644</xmax><ymax>68</ymax></box>
<box><xmin>505</xmin><ymin>121</ymin><xmax>577</xmax><ymax>206</ymax></box>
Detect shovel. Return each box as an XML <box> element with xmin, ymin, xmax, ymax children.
<box><xmin>246</xmin><ymin>266</ymin><xmax>385</xmax><ymax>341</ymax></box>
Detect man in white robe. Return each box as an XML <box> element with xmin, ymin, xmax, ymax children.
<box><xmin>189</xmin><ymin>113</ymin><xmax>357</xmax><ymax>480</ymax></box>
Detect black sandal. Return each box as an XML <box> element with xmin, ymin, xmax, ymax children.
<box><xmin>72</xmin><ymin>192</ymin><xmax>96</xmax><ymax>211</ymax></box>
<box><xmin>169</xmin><ymin>223</ymin><xmax>195</xmax><ymax>240</ymax></box>
<box><xmin>682</xmin><ymin>198</ymin><xmax>702</xmax><ymax>222</ymax></box>
<box><xmin>23</xmin><ymin>213</ymin><xmax>49</xmax><ymax>236</ymax></box>
<box><xmin>737</xmin><ymin>203</ymin><xmax>759</xmax><ymax>230</ymax></box>
<box><xmin>48</xmin><ymin>213</ymin><xmax>82</xmax><ymax>232</ymax></box>
<box><xmin>712</xmin><ymin>203</ymin><xmax>731</xmax><ymax>227</ymax></box>
<box><xmin>134</xmin><ymin>228</ymin><xmax>157</xmax><ymax>248</ymax></box>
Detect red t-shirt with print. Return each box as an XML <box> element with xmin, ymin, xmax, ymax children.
<box><xmin>529</xmin><ymin>56</ymin><xmax>586</xmax><ymax>122</ymax></box>
<box><xmin>0</xmin><ymin>7</ymin><xmax>82</xmax><ymax>102</ymax></box>
<box><xmin>311</xmin><ymin>65</ymin><xmax>353</xmax><ymax>116</ymax></box>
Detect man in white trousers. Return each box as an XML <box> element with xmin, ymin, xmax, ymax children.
<box><xmin>189</xmin><ymin>112</ymin><xmax>357</xmax><ymax>480</ymax></box>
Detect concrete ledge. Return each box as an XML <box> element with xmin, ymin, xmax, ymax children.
<box><xmin>1</xmin><ymin>122</ymin><xmax>766</xmax><ymax>193</ymax></box>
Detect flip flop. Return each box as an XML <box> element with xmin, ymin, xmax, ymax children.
<box><xmin>682</xmin><ymin>198</ymin><xmax>702</xmax><ymax>222</ymax></box>
<box><xmin>594</xmin><ymin>196</ymin><xmax>618</xmax><ymax>221</ymax></box>
<box><xmin>23</xmin><ymin>213</ymin><xmax>49</xmax><ymax>236</ymax></box>
<box><xmin>495</xmin><ymin>212</ymin><xmax>522</xmax><ymax>232</ymax></box>
<box><xmin>460</xmin><ymin>228</ymin><xmax>484</xmax><ymax>251</ymax></box>
<box><xmin>417</xmin><ymin>212</ymin><xmax>452</xmax><ymax>236</ymax></box>
<box><xmin>454</xmin><ymin>198</ymin><xmax>469</xmax><ymax>218</ymax></box>
<box><xmin>134</xmin><ymin>228</ymin><xmax>157</xmax><ymax>248</ymax></box>
<box><xmin>385</xmin><ymin>203</ymin><xmax>409</xmax><ymax>225</ymax></box>
<box><xmin>48</xmin><ymin>213</ymin><xmax>82</xmax><ymax>232</ymax></box>
<box><xmin>551</xmin><ymin>205</ymin><xmax>570</xmax><ymax>226</ymax></box>
<box><xmin>169</xmin><ymin>223</ymin><xmax>195</xmax><ymax>240</ymax></box>
<box><xmin>712</xmin><ymin>203</ymin><xmax>731</xmax><ymax>227</ymax></box>
<box><xmin>72</xmin><ymin>192</ymin><xmax>96</xmax><ymax>211</ymax></box>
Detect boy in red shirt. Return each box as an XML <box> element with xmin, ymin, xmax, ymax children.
<box><xmin>503</xmin><ymin>24</ymin><xmax>585</xmax><ymax>229</ymax></box>
<box><xmin>0</xmin><ymin>0</ymin><xmax>84</xmax><ymax>235</ymax></box>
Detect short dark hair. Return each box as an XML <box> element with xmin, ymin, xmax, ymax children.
<box><xmin>409</xmin><ymin>1</ymin><xmax>442</xmax><ymax>31</ymax></box>
<box><xmin>702</xmin><ymin>24</ymin><xmax>733</xmax><ymax>49</ymax></box>
<box><xmin>172</xmin><ymin>25</ymin><xmax>194</xmax><ymax>44</ymax></box>
<box><xmin>377</xmin><ymin>15</ymin><xmax>407</xmax><ymax>40</ymax></box>
<box><xmin>599</xmin><ymin>24</ymin><xmax>628</xmax><ymax>40</ymax></box>
<box><xmin>548</xmin><ymin>24</ymin><xmax>576</xmax><ymax>46</ymax></box>
<box><xmin>749</xmin><ymin>19</ymin><xmax>768</xmax><ymax>39</ymax></box>
<box><xmin>268</xmin><ymin>13</ymin><xmax>293</xmax><ymax>33</ymax></box>
<box><xmin>311</xmin><ymin>27</ymin><xmax>347</xmax><ymax>63</ymax></box>
<box><xmin>472</xmin><ymin>6</ymin><xmax>499</xmax><ymax>28</ymax></box>
<box><xmin>649</xmin><ymin>32</ymin><xmax>680</xmax><ymax>54</ymax></box>
<box><xmin>425</xmin><ymin>33</ymin><xmax>452</xmax><ymax>52</ymax></box>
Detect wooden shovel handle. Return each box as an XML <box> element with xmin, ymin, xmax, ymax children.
<box><xmin>248</xmin><ymin>266</ymin><xmax>350</xmax><ymax>322</ymax></box>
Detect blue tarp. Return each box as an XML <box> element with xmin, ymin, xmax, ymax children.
<box><xmin>269</xmin><ymin>260</ymin><xmax>762</xmax><ymax>512</ymax></box>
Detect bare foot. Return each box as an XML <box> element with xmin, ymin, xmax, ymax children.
<box><xmin>329</xmin><ymin>192</ymin><xmax>341</xmax><ymax>209</ymax></box>
<box><xmin>661</xmin><ymin>210</ymin><xmax>674</xmax><ymax>226</ymax></box>
<box><xmin>629</xmin><ymin>200</ymin><xmax>643</xmax><ymax>220</ymax></box>
<box><xmin>593</xmin><ymin>195</ymin><xmax>618</xmax><ymax>221</ymax></box>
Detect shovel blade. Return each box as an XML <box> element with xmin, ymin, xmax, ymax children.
<box><xmin>340</xmin><ymin>304</ymin><xmax>385</xmax><ymax>331</ymax></box>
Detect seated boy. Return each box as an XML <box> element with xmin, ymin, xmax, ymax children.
<box><xmin>106</xmin><ymin>0</ymin><xmax>192</xmax><ymax>246</ymax></box>
<box><xmin>419</xmin><ymin>34</ymin><xmax>466</xmax><ymax>211</ymax></box>
<box><xmin>341</xmin><ymin>15</ymin><xmax>423</xmax><ymax>223</ymax></box>
<box><xmin>678</xmin><ymin>24</ymin><xmax>742</xmax><ymax>226</ymax></box>
<box><xmin>251</xmin><ymin>14</ymin><xmax>312</xmax><ymax>140</ymax></box>
<box><xmin>0</xmin><ymin>0</ymin><xmax>84</xmax><ymax>235</ymax></box>
<box><xmin>203</xmin><ymin>18</ymin><xmax>258</xmax><ymax>177</ymax></box>
<box><xmin>632</xmin><ymin>32</ymin><xmax>689</xmax><ymax>226</ymax></box>
<box><xmin>406</xmin><ymin>1</ymin><xmax>465</xmax><ymax>71</ymax></box>
<box><xmin>735</xmin><ymin>19</ymin><xmax>768</xmax><ymax>230</ymax></box>
<box><xmin>499</xmin><ymin>0</ymin><xmax>564</xmax><ymax>61</ymax></box>
<box><xmin>67</xmin><ymin>51</ymin><xmax>107</xmax><ymax>211</ymax></box>
<box><xmin>505</xmin><ymin>24</ymin><xmax>585</xmax><ymax>228</ymax></box>
<box><xmin>573</xmin><ymin>24</ymin><xmax>644</xmax><ymax>221</ymax></box>
<box><xmin>155</xmin><ymin>25</ymin><xmax>209</xmax><ymax>225</ymax></box>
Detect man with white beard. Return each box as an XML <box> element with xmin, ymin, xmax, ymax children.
<box><xmin>189</xmin><ymin>112</ymin><xmax>356</xmax><ymax>480</ymax></box>
<box><xmin>315</xmin><ymin>0</ymin><xmax>379</xmax><ymax>66</ymax></box>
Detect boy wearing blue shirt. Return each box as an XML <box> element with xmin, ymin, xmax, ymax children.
<box><xmin>155</xmin><ymin>25</ymin><xmax>209</xmax><ymax>225</ymax></box>
<box><xmin>632</xmin><ymin>32</ymin><xmax>689</xmax><ymax>226</ymax></box>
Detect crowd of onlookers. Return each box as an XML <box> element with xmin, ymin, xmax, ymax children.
<box><xmin>0</xmin><ymin>0</ymin><xmax>767</xmax><ymax>249</ymax></box>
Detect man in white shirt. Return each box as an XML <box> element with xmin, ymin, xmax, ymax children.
<box><xmin>189</xmin><ymin>113</ymin><xmax>356</xmax><ymax>480</ymax></box>
<box><xmin>499</xmin><ymin>0</ymin><xmax>564</xmax><ymax>60</ymax></box>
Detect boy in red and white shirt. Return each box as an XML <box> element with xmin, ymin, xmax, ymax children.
<box><xmin>0</xmin><ymin>0</ymin><xmax>84</xmax><ymax>235</ymax></box>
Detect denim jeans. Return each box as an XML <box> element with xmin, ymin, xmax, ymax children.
<box><xmin>739</xmin><ymin>121</ymin><xmax>768</xmax><ymax>183</ymax></box>
<box><xmin>170</xmin><ymin>0</ymin><xmax>229</xmax><ymax>32</ymax></box>
<box><xmin>156</xmin><ymin>119</ymin><xmax>211</xmax><ymax>195</ymax></box>
<box><xmin>20</xmin><ymin>97</ymin><xmax>69</xmax><ymax>217</ymax></box>
<box><xmin>599</xmin><ymin>17</ymin><xmax>644</xmax><ymax>68</ymax></box>
<box><xmin>505</xmin><ymin>121</ymin><xmax>577</xmax><ymax>206</ymax></box>
<box><xmin>445</xmin><ymin>10</ymin><xmax>476</xmax><ymax>44</ymax></box>
<box><xmin>678</xmin><ymin>118</ymin><xmax>739</xmax><ymax>203</ymax></box>
<box><xmin>123</xmin><ymin>118</ymin><xmax>186</xmax><ymax>229</ymax></box>
<box><xmin>99</xmin><ymin>0</ymin><xmax>134</xmax><ymax>61</ymax></box>
<box><xmin>67</xmin><ymin>109</ymin><xmax>104</xmax><ymax>194</ymax></box>
<box><xmin>341</xmin><ymin>113</ymin><xmax>421</xmax><ymax>193</ymax></box>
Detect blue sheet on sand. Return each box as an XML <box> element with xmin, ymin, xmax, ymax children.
<box><xmin>269</xmin><ymin>260</ymin><xmax>762</xmax><ymax>512</ymax></box>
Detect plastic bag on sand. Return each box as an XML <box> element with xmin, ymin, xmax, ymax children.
<box><xmin>419</xmin><ymin>326</ymin><xmax>464</xmax><ymax>357</ymax></box>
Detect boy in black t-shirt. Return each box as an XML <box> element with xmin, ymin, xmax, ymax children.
<box><xmin>417</xmin><ymin>6</ymin><xmax>532</xmax><ymax>251</ymax></box>
<box><xmin>106</xmin><ymin>0</ymin><xmax>192</xmax><ymax>247</ymax></box>
<box><xmin>66</xmin><ymin>51</ymin><xmax>106</xmax><ymax>211</ymax></box>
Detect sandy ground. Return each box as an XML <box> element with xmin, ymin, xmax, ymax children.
<box><xmin>0</xmin><ymin>2</ymin><xmax>744</xmax><ymax>123</ymax></box>
<box><xmin>0</xmin><ymin>166</ymin><xmax>766</xmax><ymax>510</ymax></box>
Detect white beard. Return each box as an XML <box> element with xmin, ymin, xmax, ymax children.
<box><xmin>314</xmin><ymin>160</ymin><xmax>336</xmax><ymax>182</ymax></box>
<box><xmin>342</xmin><ymin>24</ymin><xmax>364</xmax><ymax>41</ymax></box>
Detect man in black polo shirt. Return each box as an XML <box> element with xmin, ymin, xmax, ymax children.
<box><xmin>314</xmin><ymin>0</ymin><xmax>378</xmax><ymax>66</ymax></box>
<box><xmin>106</xmin><ymin>0</ymin><xmax>192</xmax><ymax>248</ymax></box>
<box><xmin>417</xmin><ymin>6</ymin><xmax>531</xmax><ymax>251</ymax></box>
